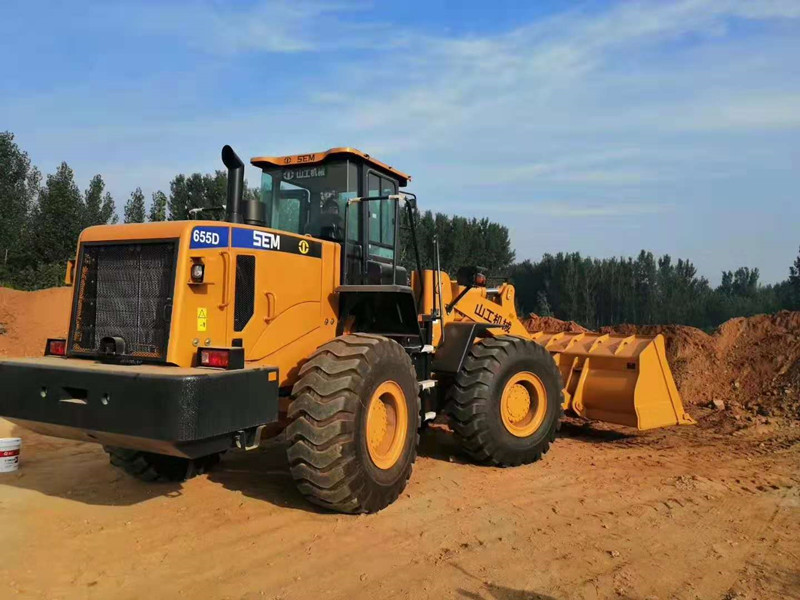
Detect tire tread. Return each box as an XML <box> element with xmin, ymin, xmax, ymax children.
<box><xmin>286</xmin><ymin>334</ymin><xmax>420</xmax><ymax>513</ymax></box>
<box><xmin>445</xmin><ymin>336</ymin><xmax>564</xmax><ymax>466</ymax></box>
<box><xmin>105</xmin><ymin>446</ymin><xmax>220</xmax><ymax>482</ymax></box>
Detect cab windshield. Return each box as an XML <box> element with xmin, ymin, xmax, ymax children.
<box><xmin>260</xmin><ymin>159</ymin><xmax>359</xmax><ymax>241</ymax></box>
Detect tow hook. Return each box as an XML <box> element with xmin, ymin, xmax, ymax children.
<box><xmin>235</xmin><ymin>425</ymin><xmax>265</xmax><ymax>451</ymax></box>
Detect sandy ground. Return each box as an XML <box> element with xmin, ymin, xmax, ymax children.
<box><xmin>1</xmin><ymin>416</ymin><xmax>798</xmax><ymax>600</ymax></box>
<box><xmin>1</xmin><ymin>287</ymin><xmax>799</xmax><ymax>599</ymax></box>
<box><xmin>0</xmin><ymin>287</ymin><xmax>71</xmax><ymax>358</ymax></box>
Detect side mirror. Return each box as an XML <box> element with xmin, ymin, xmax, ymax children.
<box><xmin>64</xmin><ymin>259</ymin><xmax>76</xmax><ymax>285</ymax></box>
<box><xmin>456</xmin><ymin>266</ymin><xmax>488</xmax><ymax>287</ymax></box>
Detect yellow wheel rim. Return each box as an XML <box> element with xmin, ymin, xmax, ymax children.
<box><xmin>500</xmin><ymin>371</ymin><xmax>547</xmax><ymax>437</ymax></box>
<box><xmin>365</xmin><ymin>380</ymin><xmax>408</xmax><ymax>470</ymax></box>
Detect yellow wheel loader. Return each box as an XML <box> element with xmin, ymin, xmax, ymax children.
<box><xmin>0</xmin><ymin>146</ymin><xmax>694</xmax><ymax>513</ymax></box>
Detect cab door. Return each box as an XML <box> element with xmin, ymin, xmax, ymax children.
<box><xmin>363</xmin><ymin>171</ymin><xmax>401</xmax><ymax>284</ymax></box>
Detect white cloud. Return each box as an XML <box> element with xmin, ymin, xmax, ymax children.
<box><xmin>128</xmin><ymin>0</ymin><xmax>800</xmax><ymax>60</ymax></box>
<box><xmin>128</xmin><ymin>0</ymin><xmax>398</xmax><ymax>54</ymax></box>
<box><xmin>694</xmin><ymin>93</ymin><xmax>800</xmax><ymax>130</ymax></box>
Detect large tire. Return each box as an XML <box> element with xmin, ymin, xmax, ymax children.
<box><xmin>286</xmin><ymin>334</ymin><xmax>420</xmax><ymax>513</ymax></box>
<box><xmin>104</xmin><ymin>446</ymin><xmax>221</xmax><ymax>482</ymax></box>
<box><xmin>446</xmin><ymin>336</ymin><xmax>563</xmax><ymax>466</ymax></box>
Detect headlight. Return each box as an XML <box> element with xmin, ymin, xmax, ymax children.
<box><xmin>190</xmin><ymin>262</ymin><xmax>205</xmax><ymax>283</ymax></box>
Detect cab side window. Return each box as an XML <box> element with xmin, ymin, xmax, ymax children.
<box><xmin>275</xmin><ymin>181</ymin><xmax>310</xmax><ymax>234</ymax></box>
<box><xmin>367</xmin><ymin>173</ymin><xmax>397</xmax><ymax>260</ymax></box>
<box><xmin>368</xmin><ymin>174</ymin><xmax>381</xmax><ymax>245</ymax></box>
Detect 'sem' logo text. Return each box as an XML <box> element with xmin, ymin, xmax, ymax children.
<box><xmin>253</xmin><ymin>231</ymin><xmax>281</xmax><ymax>250</ymax></box>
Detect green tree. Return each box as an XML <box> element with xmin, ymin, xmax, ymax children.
<box><xmin>721</xmin><ymin>267</ymin><xmax>759</xmax><ymax>297</ymax></box>
<box><xmin>536</xmin><ymin>290</ymin><xmax>552</xmax><ymax>316</ymax></box>
<box><xmin>32</xmin><ymin>162</ymin><xmax>84</xmax><ymax>264</ymax></box>
<box><xmin>124</xmin><ymin>187</ymin><xmax>146</xmax><ymax>223</ymax></box>
<box><xmin>510</xmin><ymin>248</ymin><xmax>793</xmax><ymax>330</ymax></box>
<box><xmin>83</xmin><ymin>175</ymin><xmax>103</xmax><ymax>227</ymax></box>
<box><xmin>101</xmin><ymin>191</ymin><xmax>118</xmax><ymax>224</ymax></box>
<box><xmin>168</xmin><ymin>175</ymin><xmax>189</xmax><ymax>220</ymax></box>
<box><xmin>397</xmin><ymin>210</ymin><xmax>514</xmax><ymax>278</ymax></box>
<box><xmin>789</xmin><ymin>246</ymin><xmax>800</xmax><ymax>309</ymax></box>
<box><xmin>82</xmin><ymin>174</ymin><xmax>117</xmax><ymax>227</ymax></box>
<box><xmin>149</xmin><ymin>190</ymin><xmax>167</xmax><ymax>222</ymax></box>
<box><xmin>634</xmin><ymin>250</ymin><xmax>657</xmax><ymax>323</ymax></box>
<box><xmin>480</xmin><ymin>219</ymin><xmax>516</xmax><ymax>273</ymax></box>
<box><xmin>185</xmin><ymin>173</ymin><xmax>206</xmax><ymax>215</ymax></box>
<box><xmin>203</xmin><ymin>170</ymin><xmax>227</xmax><ymax>210</ymax></box>
<box><xmin>243</xmin><ymin>186</ymin><xmax>260</xmax><ymax>202</ymax></box>
<box><xmin>0</xmin><ymin>132</ymin><xmax>39</xmax><ymax>272</ymax></box>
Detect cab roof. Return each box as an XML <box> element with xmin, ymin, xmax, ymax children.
<box><xmin>250</xmin><ymin>147</ymin><xmax>411</xmax><ymax>186</ymax></box>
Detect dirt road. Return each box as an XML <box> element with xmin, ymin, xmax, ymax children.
<box><xmin>1</xmin><ymin>415</ymin><xmax>798</xmax><ymax>600</ymax></box>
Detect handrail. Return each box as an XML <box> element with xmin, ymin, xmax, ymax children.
<box><xmin>219</xmin><ymin>251</ymin><xmax>231</xmax><ymax>308</ymax></box>
<box><xmin>403</xmin><ymin>192</ymin><xmax>424</xmax><ymax>304</ymax></box>
<box><xmin>433</xmin><ymin>234</ymin><xmax>445</xmax><ymax>344</ymax></box>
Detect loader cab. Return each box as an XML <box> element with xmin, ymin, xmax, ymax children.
<box><xmin>251</xmin><ymin>148</ymin><xmax>410</xmax><ymax>286</ymax></box>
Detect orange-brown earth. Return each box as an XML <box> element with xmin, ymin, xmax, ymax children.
<box><xmin>0</xmin><ymin>286</ymin><xmax>71</xmax><ymax>358</ymax></box>
<box><xmin>522</xmin><ymin>313</ymin><xmax>588</xmax><ymax>334</ymax></box>
<box><xmin>1</xmin><ymin>288</ymin><xmax>798</xmax><ymax>600</ymax></box>
<box><xmin>600</xmin><ymin>311</ymin><xmax>800</xmax><ymax>423</ymax></box>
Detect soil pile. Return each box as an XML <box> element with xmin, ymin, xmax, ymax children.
<box><xmin>0</xmin><ymin>287</ymin><xmax>72</xmax><ymax>358</ymax></box>
<box><xmin>522</xmin><ymin>313</ymin><xmax>587</xmax><ymax>333</ymax></box>
<box><xmin>602</xmin><ymin>311</ymin><xmax>800</xmax><ymax>420</ymax></box>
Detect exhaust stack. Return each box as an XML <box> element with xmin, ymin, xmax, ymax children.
<box><xmin>222</xmin><ymin>145</ymin><xmax>244</xmax><ymax>224</ymax></box>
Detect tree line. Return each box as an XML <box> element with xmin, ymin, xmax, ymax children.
<box><xmin>0</xmin><ymin>131</ymin><xmax>255</xmax><ymax>289</ymax></box>
<box><xmin>395</xmin><ymin>209</ymin><xmax>799</xmax><ymax>329</ymax></box>
<box><xmin>0</xmin><ymin>130</ymin><xmax>515</xmax><ymax>290</ymax></box>
<box><xmin>398</xmin><ymin>209</ymin><xmax>516</xmax><ymax>276</ymax></box>
<box><xmin>508</xmin><ymin>250</ymin><xmax>800</xmax><ymax>330</ymax></box>
<box><xmin>1</xmin><ymin>130</ymin><xmax>798</xmax><ymax>329</ymax></box>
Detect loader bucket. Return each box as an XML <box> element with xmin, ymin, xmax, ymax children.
<box><xmin>529</xmin><ymin>332</ymin><xmax>696</xmax><ymax>430</ymax></box>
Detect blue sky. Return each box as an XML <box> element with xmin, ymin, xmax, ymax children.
<box><xmin>2</xmin><ymin>0</ymin><xmax>799</xmax><ymax>283</ymax></box>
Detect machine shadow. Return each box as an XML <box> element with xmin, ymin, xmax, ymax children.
<box><xmin>452</xmin><ymin>563</ymin><xmax>559</xmax><ymax>600</ymax></box>
<box><xmin>2</xmin><ymin>422</ymin><xmax>632</xmax><ymax>510</ymax></box>
<box><xmin>2</xmin><ymin>424</ymin><xmax>315</xmax><ymax>510</ymax></box>
<box><xmin>0</xmin><ymin>424</ymin><xmax>184</xmax><ymax>506</ymax></box>
<box><xmin>2</xmin><ymin>437</ymin><xmax>319</xmax><ymax>512</ymax></box>
<box><xmin>558</xmin><ymin>419</ymin><xmax>636</xmax><ymax>443</ymax></box>
<box><xmin>417</xmin><ymin>419</ymin><xmax>636</xmax><ymax>465</ymax></box>
<box><xmin>0</xmin><ymin>475</ymin><xmax>184</xmax><ymax>507</ymax></box>
<box><xmin>207</xmin><ymin>439</ymin><xmax>325</xmax><ymax>514</ymax></box>
<box><xmin>417</xmin><ymin>424</ymin><xmax>471</xmax><ymax>464</ymax></box>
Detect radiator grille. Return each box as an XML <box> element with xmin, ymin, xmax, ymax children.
<box><xmin>69</xmin><ymin>241</ymin><xmax>177</xmax><ymax>360</ymax></box>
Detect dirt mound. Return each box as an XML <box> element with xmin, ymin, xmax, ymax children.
<box><xmin>523</xmin><ymin>313</ymin><xmax>587</xmax><ymax>333</ymax></box>
<box><xmin>0</xmin><ymin>286</ymin><xmax>72</xmax><ymax>358</ymax></box>
<box><xmin>603</xmin><ymin>311</ymin><xmax>800</xmax><ymax>420</ymax></box>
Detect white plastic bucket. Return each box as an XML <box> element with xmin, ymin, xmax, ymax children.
<box><xmin>0</xmin><ymin>438</ymin><xmax>21</xmax><ymax>473</ymax></box>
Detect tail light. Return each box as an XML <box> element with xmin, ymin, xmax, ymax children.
<box><xmin>197</xmin><ymin>347</ymin><xmax>244</xmax><ymax>370</ymax></box>
<box><xmin>45</xmin><ymin>338</ymin><xmax>67</xmax><ymax>357</ymax></box>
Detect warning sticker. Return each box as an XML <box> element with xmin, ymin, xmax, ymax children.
<box><xmin>197</xmin><ymin>307</ymin><xmax>208</xmax><ymax>332</ymax></box>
